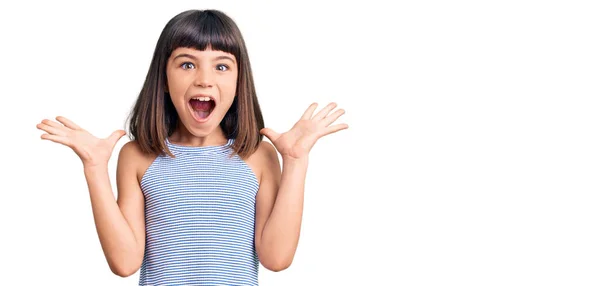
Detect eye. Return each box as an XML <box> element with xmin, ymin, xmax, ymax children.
<box><xmin>216</xmin><ymin>64</ymin><xmax>229</xmax><ymax>72</ymax></box>
<box><xmin>180</xmin><ymin>62</ymin><xmax>195</xmax><ymax>70</ymax></box>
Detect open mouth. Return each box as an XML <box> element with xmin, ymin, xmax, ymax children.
<box><xmin>189</xmin><ymin>97</ymin><xmax>216</xmax><ymax>121</ymax></box>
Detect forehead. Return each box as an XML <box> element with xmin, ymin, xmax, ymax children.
<box><xmin>170</xmin><ymin>47</ymin><xmax>235</xmax><ymax>61</ymax></box>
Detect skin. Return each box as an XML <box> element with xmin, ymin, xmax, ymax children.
<box><xmin>35</xmin><ymin>46</ymin><xmax>348</xmax><ymax>276</ymax></box>
<box><xmin>165</xmin><ymin>47</ymin><xmax>237</xmax><ymax>146</ymax></box>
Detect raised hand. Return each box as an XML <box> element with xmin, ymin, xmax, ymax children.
<box><xmin>36</xmin><ymin>116</ymin><xmax>126</xmax><ymax>168</ymax></box>
<box><xmin>260</xmin><ymin>102</ymin><xmax>348</xmax><ymax>160</ymax></box>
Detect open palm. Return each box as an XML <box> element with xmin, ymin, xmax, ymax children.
<box><xmin>36</xmin><ymin>116</ymin><xmax>126</xmax><ymax>167</ymax></box>
<box><xmin>260</xmin><ymin>102</ymin><xmax>348</xmax><ymax>160</ymax></box>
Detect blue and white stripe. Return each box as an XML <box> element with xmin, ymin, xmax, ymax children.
<box><xmin>138</xmin><ymin>138</ymin><xmax>260</xmax><ymax>285</ymax></box>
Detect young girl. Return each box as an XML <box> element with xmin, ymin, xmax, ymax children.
<box><xmin>35</xmin><ymin>9</ymin><xmax>347</xmax><ymax>285</ymax></box>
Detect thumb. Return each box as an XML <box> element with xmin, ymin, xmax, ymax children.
<box><xmin>107</xmin><ymin>130</ymin><xmax>127</xmax><ymax>146</ymax></box>
<box><xmin>260</xmin><ymin>128</ymin><xmax>280</xmax><ymax>142</ymax></box>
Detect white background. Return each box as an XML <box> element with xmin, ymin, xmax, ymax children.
<box><xmin>1</xmin><ymin>0</ymin><xmax>599</xmax><ymax>285</ymax></box>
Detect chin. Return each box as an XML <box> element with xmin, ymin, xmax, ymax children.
<box><xmin>183</xmin><ymin>113</ymin><xmax>226</xmax><ymax>137</ymax></box>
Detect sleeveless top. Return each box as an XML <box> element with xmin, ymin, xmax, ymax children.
<box><xmin>138</xmin><ymin>138</ymin><xmax>260</xmax><ymax>285</ymax></box>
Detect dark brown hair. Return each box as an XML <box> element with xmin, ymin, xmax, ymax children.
<box><xmin>126</xmin><ymin>9</ymin><xmax>264</xmax><ymax>158</ymax></box>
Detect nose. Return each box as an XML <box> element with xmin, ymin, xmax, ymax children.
<box><xmin>193</xmin><ymin>66</ymin><xmax>215</xmax><ymax>88</ymax></box>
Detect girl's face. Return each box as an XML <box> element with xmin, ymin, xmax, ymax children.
<box><xmin>166</xmin><ymin>47</ymin><xmax>238</xmax><ymax>138</ymax></box>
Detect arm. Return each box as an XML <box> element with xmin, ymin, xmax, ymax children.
<box><xmin>255</xmin><ymin>102</ymin><xmax>348</xmax><ymax>271</ymax></box>
<box><xmin>88</xmin><ymin>141</ymin><xmax>146</xmax><ymax>277</ymax></box>
<box><xmin>36</xmin><ymin>116</ymin><xmax>145</xmax><ymax>277</ymax></box>
<box><xmin>254</xmin><ymin>142</ymin><xmax>308</xmax><ymax>271</ymax></box>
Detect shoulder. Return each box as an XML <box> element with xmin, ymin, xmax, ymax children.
<box><xmin>119</xmin><ymin>140</ymin><xmax>147</xmax><ymax>162</ymax></box>
<box><xmin>256</xmin><ymin>140</ymin><xmax>279</xmax><ymax>163</ymax></box>
<box><xmin>243</xmin><ymin>140</ymin><xmax>280</xmax><ymax>184</ymax></box>
<box><xmin>118</xmin><ymin>140</ymin><xmax>159</xmax><ymax>183</ymax></box>
<box><xmin>119</xmin><ymin>140</ymin><xmax>142</xmax><ymax>157</ymax></box>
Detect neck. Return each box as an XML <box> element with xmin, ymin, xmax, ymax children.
<box><xmin>169</xmin><ymin>121</ymin><xmax>228</xmax><ymax>147</ymax></box>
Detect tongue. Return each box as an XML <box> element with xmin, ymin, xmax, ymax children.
<box><xmin>190</xmin><ymin>100</ymin><xmax>212</xmax><ymax>111</ymax></box>
<box><xmin>190</xmin><ymin>100</ymin><xmax>213</xmax><ymax>120</ymax></box>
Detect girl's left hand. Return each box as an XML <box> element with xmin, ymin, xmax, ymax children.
<box><xmin>260</xmin><ymin>102</ymin><xmax>348</xmax><ymax>160</ymax></box>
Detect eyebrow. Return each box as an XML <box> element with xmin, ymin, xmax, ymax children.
<box><xmin>173</xmin><ymin>53</ymin><xmax>236</xmax><ymax>64</ymax></box>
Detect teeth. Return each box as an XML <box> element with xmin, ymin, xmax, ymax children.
<box><xmin>192</xmin><ymin>96</ymin><xmax>212</xmax><ymax>101</ymax></box>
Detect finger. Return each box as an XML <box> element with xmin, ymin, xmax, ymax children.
<box><xmin>260</xmin><ymin>128</ymin><xmax>281</xmax><ymax>142</ymax></box>
<box><xmin>321</xmin><ymin>123</ymin><xmax>349</xmax><ymax>136</ymax></box>
<box><xmin>40</xmin><ymin>133</ymin><xmax>70</xmax><ymax>146</ymax></box>
<box><xmin>313</xmin><ymin>102</ymin><xmax>337</xmax><ymax>120</ymax></box>
<box><xmin>301</xmin><ymin>103</ymin><xmax>318</xmax><ymax>120</ymax></box>
<box><xmin>56</xmin><ymin>116</ymin><xmax>82</xmax><ymax>130</ymax></box>
<box><xmin>321</xmin><ymin>108</ymin><xmax>345</xmax><ymax>127</ymax></box>
<box><xmin>41</xmin><ymin>119</ymin><xmax>66</xmax><ymax>129</ymax></box>
<box><xmin>40</xmin><ymin>119</ymin><xmax>72</xmax><ymax>135</ymax></box>
<box><xmin>107</xmin><ymin>130</ymin><xmax>127</xmax><ymax>146</ymax></box>
<box><xmin>36</xmin><ymin>122</ymin><xmax>67</xmax><ymax>136</ymax></box>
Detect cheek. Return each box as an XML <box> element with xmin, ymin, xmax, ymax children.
<box><xmin>166</xmin><ymin>69</ymin><xmax>191</xmax><ymax>92</ymax></box>
<box><xmin>219</xmin><ymin>74</ymin><xmax>238</xmax><ymax>96</ymax></box>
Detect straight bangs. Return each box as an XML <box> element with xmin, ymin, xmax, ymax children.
<box><xmin>166</xmin><ymin>12</ymin><xmax>241</xmax><ymax>65</ymax></box>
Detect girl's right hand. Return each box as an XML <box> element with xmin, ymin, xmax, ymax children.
<box><xmin>36</xmin><ymin>116</ymin><xmax>127</xmax><ymax>168</ymax></box>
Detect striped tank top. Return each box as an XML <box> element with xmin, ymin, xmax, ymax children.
<box><xmin>138</xmin><ymin>138</ymin><xmax>260</xmax><ymax>285</ymax></box>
